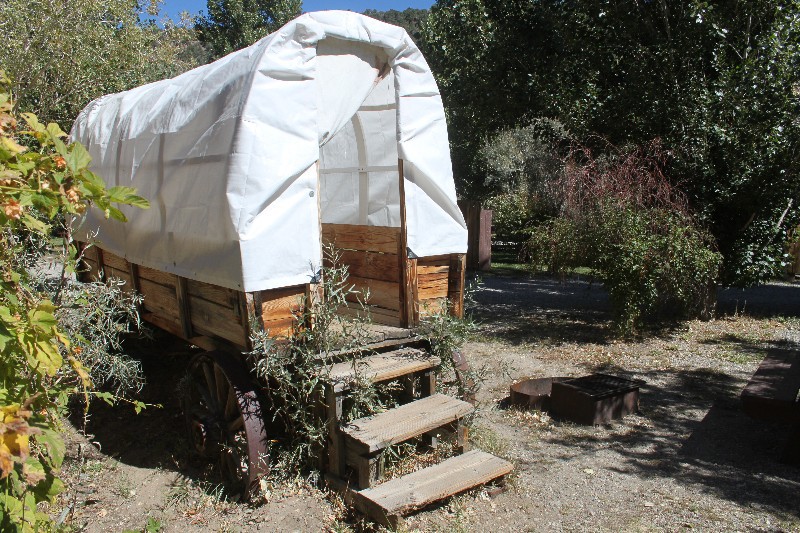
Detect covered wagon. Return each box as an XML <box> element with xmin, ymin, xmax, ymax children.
<box><xmin>71</xmin><ymin>11</ymin><xmax>510</xmax><ymax>526</ymax></box>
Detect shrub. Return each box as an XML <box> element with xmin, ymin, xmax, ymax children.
<box><xmin>481</xmin><ymin>118</ymin><xmax>570</xmax><ymax>254</ymax></box>
<box><xmin>527</xmin><ymin>141</ymin><xmax>721</xmax><ymax>334</ymax></box>
<box><xmin>0</xmin><ymin>71</ymin><xmax>148</xmax><ymax>531</ymax></box>
<box><xmin>247</xmin><ymin>246</ymin><xmax>381</xmax><ymax>481</ymax></box>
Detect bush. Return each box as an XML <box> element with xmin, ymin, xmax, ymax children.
<box><xmin>247</xmin><ymin>246</ymin><xmax>381</xmax><ymax>481</ymax></box>
<box><xmin>481</xmin><ymin>118</ymin><xmax>570</xmax><ymax>256</ymax></box>
<box><xmin>0</xmin><ymin>71</ymin><xmax>148</xmax><ymax>531</ymax></box>
<box><xmin>527</xmin><ymin>141</ymin><xmax>721</xmax><ymax>334</ymax></box>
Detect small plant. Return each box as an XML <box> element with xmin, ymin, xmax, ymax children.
<box><xmin>247</xmin><ymin>245</ymin><xmax>381</xmax><ymax>480</ymax></box>
<box><xmin>416</xmin><ymin>281</ymin><xmax>483</xmax><ymax>402</ymax></box>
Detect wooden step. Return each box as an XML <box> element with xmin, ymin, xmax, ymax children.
<box><xmin>343</xmin><ymin>394</ymin><xmax>473</xmax><ymax>453</ymax></box>
<box><xmin>325</xmin><ymin>348</ymin><xmax>440</xmax><ymax>393</ymax></box>
<box><xmin>350</xmin><ymin>450</ymin><xmax>513</xmax><ymax>527</ymax></box>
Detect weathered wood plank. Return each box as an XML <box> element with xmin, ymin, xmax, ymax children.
<box><xmin>347</xmin><ymin>276</ymin><xmax>400</xmax><ymax>311</ymax></box>
<box><xmin>402</xmin><ymin>258</ymin><xmax>417</xmax><ymax>327</ymax></box>
<box><xmin>189</xmin><ymin>295</ymin><xmax>246</xmax><ymax>345</ymax></box>
<box><xmin>137</xmin><ymin>265</ymin><xmax>177</xmax><ymax>288</ymax></box>
<box><xmin>103</xmin><ymin>266</ymin><xmax>133</xmax><ymax>291</ymax></box>
<box><xmin>742</xmin><ymin>350</ymin><xmax>800</xmax><ymax>423</ymax></box>
<box><xmin>187</xmin><ymin>279</ymin><xmax>236</xmax><ymax>308</ymax></box>
<box><xmin>337</xmin><ymin>305</ymin><xmax>402</xmax><ymax>327</ymax></box>
<box><xmin>416</xmin><ymin>255</ymin><xmax>450</xmax><ymax>275</ymax></box>
<box><xmin>357</xmin><ymin>450</ymin><xmax>513</xmax><ymax>519</ymax></box>
<box><xmin>323</xmin><ymin>349</ymin><xmax>439</xmax><ymax>393</ymax></box>
<box><xmin>81</xmin><ymin>245</ymin><xmax>99</xmax><ymax>263</ymax></box>
<box><xmin>321</xmin><ymin>223</ymin><xmax>400</xmax><ymax>254</ymax></box>
<box><xmin>99</xmin><ymin>250</ymin><xmax>129</xmax><ymax>273</ymax></box>
<box><xmin>342</xmin><ymin>394</ymin><xmax>473</xmax><ymax>454</ymax></box>
<box><xmin>417</xmin><ymin>273</ymin><xmax>448</xmax><ymax>300</ymax></box>
<box><xmin>260</xmin><ymin>286</ymin><xmax>305</xmax><ymax>323</ymax></box>
<box><xmin>139</xmin><ymin>278</ymin><xmax>180</xmax><ymax>319</ymax></box>
<box><xmin>140</xmin><ymin>312</ymin><xmax>219</xmax><ymax>352</ymax></box>
<box><xmin>176</xmin><ymin>276</ymin><xmax>194</xmax><ymax>339</ymax></box>
<box><xmin>324</xmin><ymin>249</ymin><xmax>401</xmax><ymax>283</ymax></box>
<box><xmin>448</xmin><ymin>254</ymin><xmax>466</xmax><ymax>319</ymax></box>
<box><xmin>261</xmin><ymin>316</ymin><xmax>296</xmax><ymax>337</ymax></box>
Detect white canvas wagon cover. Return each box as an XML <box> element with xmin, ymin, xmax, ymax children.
<box><xmin>71</xmin><ymin>11</ymin><xmax>467</xmax><ymax>292</ymax></box>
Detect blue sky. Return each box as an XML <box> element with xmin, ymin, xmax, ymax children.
<box><xmin>158</xmin><ymin>0</ymin><xmax>434</xmax><ymax>21</ymax></box>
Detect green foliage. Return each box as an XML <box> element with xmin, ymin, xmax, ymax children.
<box><xmin>0</xmin><ymin>72</ymin><xmax>148</xmax><ymax>531</ymax></box>
<box><xmin>247</xmin><ymin>246</ymin><xmax>379</xmax><ymax>480</ymax></box>
<box><xmin>196</xmin><ymin>0</ymin><xmax>302</xmax><ymax>60</ymax></box>
<box><xmin>50</xmin><ymin>278</ymin><xmax>145</xmax><ymax>395</ymax></box>
<box><xmin>416</xmin><ymin>284</ymin><xmax>481</xmax><ymax>401</ymax></box>
<box><xmin>0</xmin><ymin>0</ymin><xmax>202</xmax><ymax>127</ymax></box>
<box><xmin>525</xmin><ymin>140</ymin><xmax>722</xmax><ymax>334</ymax></box>
<box><xmin>424</xmin><ymin>0</ymin><xmax>800</xmax><ymax>283</ymax></box>
<box><xmin>362</xmin><ymin>8</ymin><xmax>429</xmax><ymax>42</ymax></box>
<box><xmin>530</xmin><ymin>206</ymin><xmax>721</xmax><ymax>335</ymax></box>
<box><xmin>481</xmin><ymin>118</ymin><xmax>570</xmax><ymax>248</ymax></box>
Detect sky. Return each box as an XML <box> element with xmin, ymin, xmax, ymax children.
<box><xmin>158</xmin><ymin>0</ymin><xmax>434</xmax><ymax>21</ymax></box>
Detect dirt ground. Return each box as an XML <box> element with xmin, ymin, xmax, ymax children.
<box><xmin>56</xmin><ymin>272</ymin><xmax>800</xmax><ymax>532</ymax></box>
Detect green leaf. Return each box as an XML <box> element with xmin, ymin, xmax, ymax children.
<box><xmin>20</xmin><ymin>214</ymin><xmax>50</xmax><ymax>235</ymax></box>
<box><xmin>107</xmin><ymin>205</ymin><xmax>127</xmax><ymax>222</ymax></box>
<box><xmin>35</xmin><ymin>428</ymin><xmax>65</xmax><ymax>468</ymax></box>
<box><xmin>107</xmin><ymin>186</ymin><xmax>150</xmax><ymax>209</ymax></box>
<box><xmin>20</xmin><ymin>113</ymin><xmax>45</xmax><ymax>134</ymax></box>
<box><xmin>64</xmin><ymin>143</ymin><xmax>92</xmax><ymax>174</ymax></box>
<box><xmin>29</xmin><ymin>305</ymin><xmax>57</xmax><ymax>331</ymax></box>
<box><xmin>45</xmin><ymin>122</ymin><xmax>66</xmax><ymax>143</ymax></box>
<box><xmin>94</xmin><ymin>391</ymin><xmax>115</xmax><ymax>406</ymax></box>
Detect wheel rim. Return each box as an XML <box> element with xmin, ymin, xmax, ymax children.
<box><xmin>183</xmin><ymin>351</ymin><xmax>269</xmax><ymax>498</ymax></box>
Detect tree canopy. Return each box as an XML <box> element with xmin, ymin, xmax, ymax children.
<box><xmin>0</xmin><ymin>0</ymin><xmax>201</xmax><ymax>128</ymax></box>
<box><xmin>424</xmin><ymin>0</ymin><xmax>800</xmax><ymax>284</ymax></box>
<box><xmin>196</xmin><ymin>0</ymin><xmax>302</xmax><ymax>60</ymax></box>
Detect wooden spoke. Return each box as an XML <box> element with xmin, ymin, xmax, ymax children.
<box><xmin>182</xmin><ymin>351</ymin><xmax>269</xmax><ymax>500</ymax></box>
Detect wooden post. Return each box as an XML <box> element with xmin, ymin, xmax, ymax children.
<box><xmin>457</xmin><ymin>201</ymin><xmax>492</xmax><ymax>271</ymax></box>
<box><xmin>95</xmin><ymin>247</ymin><xmax>106</xmax><ymax>282</ymax></box>
<box><xmin>325</xmin><ymin>385</ymin><xmax>346</xmax><ymax>478</ymax></box>
<box><xmin>175</xmin><ymin>276</ymin><xmax>193</xmax><ymax>339</ymax></box>
<box><xmin>448</xmin><ymin>254</ymin><xmax>466</xmax><ymax>319</ymax></box>
<box><xmin>398</xmin><ymin>158</ymin><xmax>417</xmax><ymax>327</ymax></box>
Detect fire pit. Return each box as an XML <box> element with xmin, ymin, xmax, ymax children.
<box><xmin>509</xmin><ymin>377</ymin><xmax>567</xmax><ymax>410</ymax></box>
<box><xmin>550</xmin><ymin>373</ymin><xmax>642</xmax><ymax>425</ymax></box>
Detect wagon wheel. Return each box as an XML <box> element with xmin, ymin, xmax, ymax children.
<box><xmin>182</xmin><ymin>351</ymin><xmax>269</xmax><ymax>499</ymax></box>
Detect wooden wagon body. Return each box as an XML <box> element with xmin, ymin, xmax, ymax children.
<box><xmin>78</xmin><ymin>220</ymin><xmax>466</xmax><ymax>351</ymax></box>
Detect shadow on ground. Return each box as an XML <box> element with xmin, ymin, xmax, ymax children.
<box><xmin>69</xmin><ymin>331</ymin><xmax>204</xmax><ymax>475</ymax></box>
<box><xmin>76</xmin><ymin>271</ymin><xmax>800</xmax><ymax>521</ymax></box>
<box><xmin>472</xmin><ymin>272</ymin><xmax>800</xmax><ymax>345</ymax></box>
<box><xmin>535</xmin><ymin>336</ymin><xmax>800</xmax><ymax>521</ymax></box>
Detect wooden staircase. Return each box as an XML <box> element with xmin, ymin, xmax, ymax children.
<box><xmin>320</xmin><ymin>342</ymin><xmax>513</xmax><ymax>527</ymax></box>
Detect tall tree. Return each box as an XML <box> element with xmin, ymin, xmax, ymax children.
<box><xmin>424</xmin><ymin>0</ymin><xmax>800</xmax><ymax>284</ymax></box>
<box><xmin>196</xmin><ymin>0</ymin><xmax>302</xmax><ymax>60</ymax></box>
<box><xmin>363</xmin><ymin>8</ymin><xmax>429</xmax><ymax>43</ymax></box>
<box><xmin>0</xmin><ymin>0</ymin><xmax>200</xmax><ymax>128</ymax></box>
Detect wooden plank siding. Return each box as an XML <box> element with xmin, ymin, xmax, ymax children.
<box><xmin>76</xmin><ymin>240</ymin><xmax>466</xmax><ymax>348</ymax></box>
<box><xmin>322</xmin><ymin>223</ymin><xmax>404</xmax><ymax>327</ymax></box>
<box><xmin>415</xmin><ymin>255</ymin><xmax>451</xmax><ymax>318</ymax></box>
<box><xmin>76</xmin><ymin>244</ymin><xmax>307</xmax><ymax>350</ymax></box>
